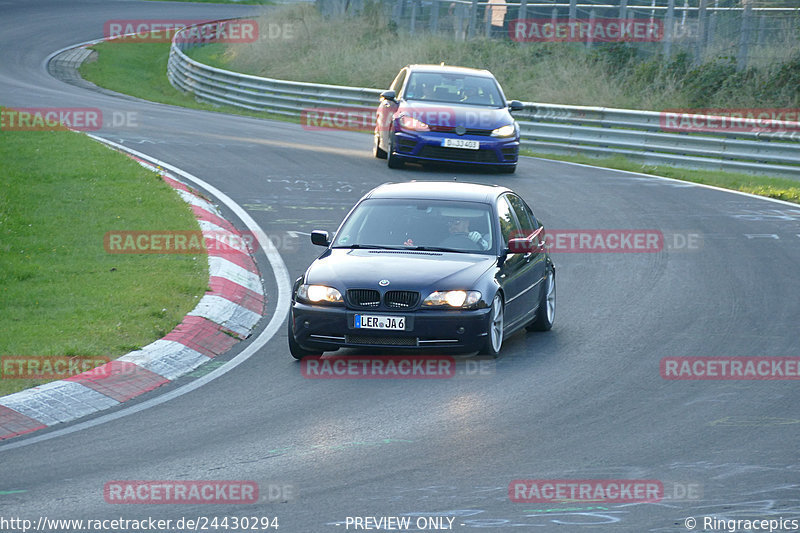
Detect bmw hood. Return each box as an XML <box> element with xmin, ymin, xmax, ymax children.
<box><xmin>397</xmin><ymin>101</ymin><xmax>513</xmax><ymax>131</ymax></box>
<box><xmin>304</xmin><ymin>249</ymin><xmax>495</xmax><ymax>292</ymax></box>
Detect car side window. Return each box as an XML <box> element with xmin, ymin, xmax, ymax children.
<box><xmin>497</xmin><ymin>196</ymin><xmax>522</xmax><ymax>247</ymax></box>
<box><xmin>524</xmin><ymin>202</ymin><xmax>540</xmax><ymax>230</ymax></box>
<box><xmin>390</xmin><ymin>69</ymin><xmax>407</xmax><ymax>95</ymax></box>
<box><xmin>507</xmin><ymin>194</ymin><xmax>544</xmax><ymax>247</ymax></box>
<box><xmin>506</xmin><ymin>194</ymin><xmax>535</xmax><ymax>232</ymax></box>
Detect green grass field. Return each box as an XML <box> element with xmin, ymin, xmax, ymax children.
<box><xmin>0</xmin><ymin>129</ymin><xmax>208</xmax><ymax>396</ymax></box>
<box><xmin>81</xmin><ymin>41</ymin><xmax>223</xmax><ymax>111</ymax></box>
<box><xmin>80</xmin><ymin>39</ymin><xmax>289</xmax><ymax>122</ymax></box>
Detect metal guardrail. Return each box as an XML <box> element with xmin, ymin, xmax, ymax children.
<box><xmin>167</xmin><ymin>20</ymin><xmax>800</xmax><ymax>178</ymax></box>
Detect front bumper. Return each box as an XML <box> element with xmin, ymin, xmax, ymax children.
<box><xmin>290</xmin><ymin>302</ymin><xmax>492</xmax><ymax>352</ymax></box>
<box><xmin>393</xmin><ymin>131</ymin><xmax>519</xmax><ymax>167</ymax></box>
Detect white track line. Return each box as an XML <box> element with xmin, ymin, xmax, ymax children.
<box><xmin>527</xmin><ymin>155</ymin><xmax>800</xmax><ymax>208</ymax></box>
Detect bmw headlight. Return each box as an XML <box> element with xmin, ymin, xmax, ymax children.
<box><xmin>296</xmin><ymin>284</ymin><xmax>343</xmax><ymax>304</ymax></box>
<box><xmin>399</xmin><ymin>115</ymin><xmax>430</xmax><ymax>132</ymax></box>
<box><xmin>422</xmin><ymin>290</ymin><xmax>482</xmax><ymax>309</ymax></box>
<box><xmin>491</xmin><ymin>123</ymin><xmax>517</xmax><ymax>138</ymax></box>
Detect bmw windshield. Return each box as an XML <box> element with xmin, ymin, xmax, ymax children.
<box><xmin>332</xmin><ymin>198</ymin><xmax>496</xmax><ymax>254</ymax></box>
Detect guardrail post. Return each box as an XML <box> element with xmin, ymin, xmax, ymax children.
<box><xmin>586</xmin><ymin>8</ymin><xmax>595</xmax><ymax>50</ymax></box>
<box><xmin>518</xmin><ymin>0</ymin><xmax>527</xmax><ymax>24</ymax></box>
<box><xmin>680</xmin><ymin>0</ymin><xmax>688</xmax><ymax>27</ymax></box>
<box><xmin>756</xmin><ymin>12</ymin><xmax>767</xmax><ymax>49</ymax></box>
<box><xmin>485</xmin><ymin>2</ymin><xmax>492</xmax><ymax>37</ymax></box>
<box><xmin>410</xmin><ymin>0</ymin><xmax>417</xmax><ymax>35</ymax></box>
<box><xmin>663</xmin><ymin>0</ymin><xmax>675</xmax><ymax>59</ymax></box>
<box><xmin>695</xmin><ymin>0</ymin><xmax>708</xmax><ymax>63</ymax></box>
<box><xmin>737</xmin><ymin>1</ymin><xmax>753</xmax><ymax>71</ymax></box>
<box><xmin>468</xmin><ymin>0</ymin><xmax>478</xmax><ymax>39</ymax></box>
<box><xmin>568</xmin><ymin>0</ymin><xmax>577</xmax><ymax>24</ymax></box>
<box><xmin>453</xmin><ymin>0</ymin><xmax>467</xmax><ymax>41</ymax></box>
<box><xmin>619</xmin><ymin>0</ymin><xmax>628</xmax><ymax>20</ymax></box>
<box><xmin>393</xmin><ymin>0</ymin><xmax>405</xmax><ymax>27</ymax></box>
<box><xmin>431</xmin><ymin>0</ymin><xmax>439</xmax><ymax>33</ymax></box>
<box><xmin>707</xmin><ymin>0</ymin><xmax>718</xmax><ymax>51</ymax></box>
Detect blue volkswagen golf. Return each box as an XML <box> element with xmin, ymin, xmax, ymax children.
<box><xmin>288</xmin><ymin>181</ymin><xmax>556</xmax><ymax>358</ymax></box>
<box><xmin>373</xmin><ymin>65</ymin><xmax>523</xmax><ymax>173</ymax></box>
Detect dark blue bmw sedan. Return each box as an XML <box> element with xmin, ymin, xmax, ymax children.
<box><xmin>373</xmin><ymin>65</ymin><xmax>523</xmax><ymax>173</ymax></box>
<box><xmin>288</xmin><ymin>181</ymin><xmax>555</xmax><ymax>358</ymax></box>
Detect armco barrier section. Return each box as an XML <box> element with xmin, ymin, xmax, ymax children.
<box><xmin>167</xmin><ymin>20</ymin><xmax>800</xmax><ymax>178</ymax></box>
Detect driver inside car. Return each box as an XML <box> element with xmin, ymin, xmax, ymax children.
<box><xmin>441</xmin><ymin>217</ymin><xmax>490</xmax><ymax>250</ymax></box>
<box><xmin>460</xmin><ymin>85</ymin><xmax>480</xmax><ymax>103</ymax></box>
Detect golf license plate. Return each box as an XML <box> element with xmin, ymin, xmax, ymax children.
<box><xmin>443</xmin><ymin>138</ymin><xmax>479</xmax><ymax>150</ymax></box>
<box><xmin>354</xmin><ymin>314</ymin><xmax>406</xmax><ymax>330</ymax></box>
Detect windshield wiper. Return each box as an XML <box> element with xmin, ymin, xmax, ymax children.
<box><xmin>407</xmin><ymin>246</ymin><xmax>468</xmax><ymax>253</ymax></box>
<box><xmin>334</xmin><ymin>244</ymin><xmax>474</xmax><ymax>253</ymax></box>
<box><xmin>333</xmin><ymin>244</ymin><xmax>408</xmax><ymax>250</ymax></box>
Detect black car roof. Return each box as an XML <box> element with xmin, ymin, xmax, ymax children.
<box><xmin>365</xmin><ymin>181</ymin><xmax>511</xmax><ymax>204</ymax></box>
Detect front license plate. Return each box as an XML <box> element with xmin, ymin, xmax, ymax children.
<box><xmin>355</xmin><ymin>314</ymin><xmax>406</xmax><ymax>330</ymax></box>
<box><xmin>442</xmin><ymin>138</ymin><xmax>479</xmax><ymax>150</ymax></box>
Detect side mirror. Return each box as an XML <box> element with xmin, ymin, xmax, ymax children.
<box><xmin>507</xmin><ymin>227</ymin><xmax>545</xmax><ymax>254</ymax></box>
<box><xmin>508</xmin><ymin>100</ymin><xmax>524</xmax><ymax>112</ymax></box>
<box><xmin>380</xmin><ymin>90</ymin><xmax>397</xmax><ymax>102</ymax></box>
<box><xmin>310</xmin><ymin>230</ymin><xmax>331</xmax><ymax>247</ymax></box>
<box><xmin>507</xmin><ymin>237</ymin><xmax>530</xmax><ymax>254</ymax></box>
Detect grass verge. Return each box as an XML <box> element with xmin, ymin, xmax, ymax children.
<box><xmin>78</xmin><ymin>31</ymin><xmax>800</xmax><ymax>205</ymax></box>
<box><xmin>522</xmin><ymin>151</ymin><xmax>800</xmax><ymax>204</ymax></box>
<box><xmin>79</xmin><ymin>39</ymin><xmax>293</xmax><ymax>123</ymax></box>
<box><xmin>0</xmin><ymin>129</ymin><xmax>208</xmax><ymax>396</ymax></box>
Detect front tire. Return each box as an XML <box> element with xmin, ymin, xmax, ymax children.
<box><xmin>479</xmin><ymin>294</ymin><xmax>504</xmax><ymax>356</ymax></box>
<box><xmin>527</xmin><ymin>265</ymin><xmax>555</xmax><ymax>331</ymax></box>
<box><xmin>387</xmin><ymin>137</ymin><xmax>404</xmax><ymax>169</ymax></box>
<box><xmin>373</xmin><ymin>132</ymin><xmax>387</xmax><ymax>159</ymax></box>
<box><xmin>288</xmin><ymin>318</ymin><xmax>323</xmax><ymax>359</ymax></box>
